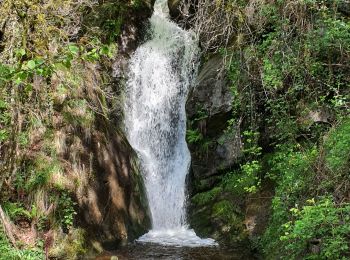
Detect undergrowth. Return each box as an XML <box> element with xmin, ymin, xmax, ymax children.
<box><xmin>188</xmin><ymin>0</ymin><xmax>349</xmax><ymax>258</ymax></box>
<box><xmin>0</xmin><ymin>0</ymin><xmax>147</xmax><ymax>258</ymax></box>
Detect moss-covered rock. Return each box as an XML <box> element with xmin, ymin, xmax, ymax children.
<box><xmin>189</xmin><ymin>187</ymin><xmax>247</xmax><ymax>245</ymax></box>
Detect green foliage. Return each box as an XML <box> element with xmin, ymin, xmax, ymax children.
<box><xmin>192</xmin><ymin>187</ymin><xmax>222</xmax><ymax>206</ymax></box>
<box><xmin>190</xmin><ymin>185</ymin><xmax>246</xmax><ymax>243</ymax></box>
<box><xmin>81</xmin><ymin>0</ymin><xmax>143</xmax><ymax>44</ymax></box>
<box><xmin>242</xmin><ymin>130</ymin><xmax>262</xmax><ymax>158</ymax></box>
<box><xmin>212</xmin><ymin>200</ymin><xmax>238</xmax><ymax>222</ymax></box>
<box><xmin>222</xmin><ymin>161</ymin><xmax>261</xmax><ymax>195</ymax></box>
<box><xmin>261</xmin><ymin>131</ymin><xmax>350</xmax><ymax>259</ymax></box>
<box><xmin>262</xmin><ymin>145</ymin><xmax>318</xmax><ymax>258</ymax></box>
<box><xmin>262</xmin><ymin>58</ymin><xmax>283</xmax><ymax>90</ymax></box>
<box><xmin>63</xmin><ymin>99</ymin><xmax>95</xmax><ymax>128</ymax></box>
<box><xmin>0</xmin><ymin>0</ymin><xmax>125</xmax><ymax>256</ymax></box>
<box><xmin>49</xmin><ymin>228</ymin><xmax>87</xmax><ymax>259</ymax></box>
<box><xmin>192</xmin><ymin>109</ymin><xmax>209</xmax><ymax>122</ymax></box>
<box><xmin>56</xmin><ymin>192</ymin><xmax>77</xmax><ymax>230</ymax></box>
<box><xmin>186</xmin><ymin>129</ymin><xmax>203</xmax><ymax>144</ymax></box>
<box><xmin>187</xmin><ymin>108</ymin><xmax>212</xmax><ymax>155</ymax></box>
<box><xmin>103</xmin><ymin>17</ymin><xmax>124</xmax><ymax>43</ymax></box>
<box><xmin>0</xmin><ymin>229</ymin><xmax>44</xmax><ymax>260</ymax></box>
<box><xmin>280</xmin><ymin>198</ymin><xmax>350</xmax><ymax>260</ymax></box>
<box><xmin>3</xmin><ymin>202</ymin><xmax>33</xmax><ymax>222</ymax></box>
<box><xmin>239</xmin><ymin>161</ymin><xmax>261</xmax><ymax>193</ymax></box>
<box><xmin>222</xmin><ymin>130</ymin><xmax>262</xmax><ymax>194</ymax></box>
<box><xmin>0</xmin><ymin>94</ymin><xmax>11</xmax><ymax>144</ymax></box>
<box><xmin>324</xmin><ymin>119</ymin><xmax>350</xmax><ymax>172</ymax></box>
<box><xmin>211</xmin><ymin>199</ymin><xmax>245</xmax><ymax>242</ymax></box>
<box><xmin>217</xmin><ymin>1</ymin><xmax>350</xmax><ymax>255</ymax></box>
<box><xmin>24</xmin><ymin>156</ymin><xmax>61</xmax><ymax>192</ymax></box>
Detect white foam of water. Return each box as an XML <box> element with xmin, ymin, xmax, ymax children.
<box><xmin>124</xmin><ymin>0</ymin><xmax>217</xmax><ymax>247</ymax></box>
<box><xmin>137</xmin><ymin>228</ymin><xmax>217</xmax><ymax>247</ymax></box>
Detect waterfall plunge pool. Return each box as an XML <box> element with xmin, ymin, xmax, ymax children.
<box><xmin>96</xmin><ymin>244</ymin><xmax>257</xmax><ymax>260</ymax></box>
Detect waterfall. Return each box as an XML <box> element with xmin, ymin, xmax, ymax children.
<box><xmin>124</xmin><ymin>0</ymin><xmax>217</xmax><ymax>247</ymax></box>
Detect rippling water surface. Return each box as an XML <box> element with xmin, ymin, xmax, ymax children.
<box><xmin>96</xmin><ymin>244</ymin><xmax>257</xmax><ymax>260</ymax></box>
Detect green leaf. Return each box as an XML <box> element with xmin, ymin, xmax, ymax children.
<box><xmin>0</xmin><ymin>100</ymin><xmax>7</xmax><ymax>109</ymax></box>
<box><xmin>16</xmin><ymin>48</ymin><xmax>26</xmax><ymax>57</ymax></box>
<box><xmin>34</xmin><ymin>58</ymin><xmax>44</xmax><ymax>65</ymax></box>
<box><xmin>100</xmin><ymin>45</ymin><xmax>109</xmax><ymax>56</ymax></box>
<box><xmin>0</xmin><ymin>129</ymin><xmax>9</xmax><ymax>142</ymax></box>
<box><xmin>14</xmin><ymin>71</ymin><xmax>28</xmax><ymax>85</ymax></box>
<box><xmin>53</xmin><ymin>62</ymin><xmax>68</xmax><ymax>71</ymax></box>
<box><xmin>14</xmin><ymin>78</ymin><xmax>22</xmax><ymax>85</ymax></box>
<box><xmin>27</xmin><ymin>60</ymin><xmax>36</xmax><ymax>70</ymax></box>
<box><xmin>63</xmin><ymin>59</ymin><xmax>71</xmax><ymax>69</ymax></box>
<box><xmin>35</xmin><ymin>68</ymin><xmax>44</xmax><ymax>75</ymax></box>
<box><xmin>68</xmin><ymin>45</ymin><xmax>79</xmax><ymax>55</ymax></box>
<box><xmin>25</xmin><ymin>84</ymin><xmax>33</xmax><ymax>93</ymax></box>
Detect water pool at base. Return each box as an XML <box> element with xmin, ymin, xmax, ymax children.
<box><xmin>96</xmin><ymin>244</ymin><xmax>257</xmax><ymax>260</ymax></box>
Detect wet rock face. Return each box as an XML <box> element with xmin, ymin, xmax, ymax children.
<box><xmin>186</xmin><ymin>55</ymin><xmax>242</xmax><ymax>188</ymax></box>
<box><xmin>117</xmin><ymin>0</ymin><xmax>156</xmax><ymax>55</ymax></box>
<box><xmin>189</xmin><ymin>125</ymin><xmax>242</xmax><ymax>189</ymax></box>
<box><xmin>187</xmin><ymin>55</ymin><xmax>233</xmax><ymax>118</ymax></box>
<box><xmin>168</xmin><ymin>0</ymin><xmax>182</xmax><ymax>20</ymax></box>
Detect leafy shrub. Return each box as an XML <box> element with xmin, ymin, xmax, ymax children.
<box><xmin>262</xmin><ymin>145</ymin><xmax>318</xmax><ymax>258</ymax></box>
<box><xmin>281</xmin><ymin>198</ymin><xmax>350</xmax><ymax>260</ymax></box>
<box><xmin>56</xmin><ymin>192</ymin><xmax>77</xmax><ymax>231</ymax></box>
<box><xmin>192</xmin><ymin>0</ymin><xmax>350</xmax><ymax>256</ymax></box>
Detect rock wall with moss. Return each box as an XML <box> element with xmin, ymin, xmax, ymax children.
<box><xmin>170</xmin><ymin>0</ymin><xmax>350</xmax><ymax>258</ymax></box>
<box><xmin>0</xmin><ymin>0</ymin><xmax>154</xmax><ymax>258</ymax></box>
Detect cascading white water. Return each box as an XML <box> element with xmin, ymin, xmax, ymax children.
<box><xmin>124</xmin><ymin>0</ymin><xmax>217</xmax><ymax>247</ymax></box>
